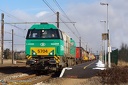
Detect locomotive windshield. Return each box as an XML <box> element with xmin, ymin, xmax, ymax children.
<box><xmin>26</xmin><ymin>29</ymin><xmax>63</xmax><ymax>39</ymax></box>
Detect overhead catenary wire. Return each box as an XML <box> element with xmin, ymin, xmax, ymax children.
<box><xmin>4</xmin><ymin>42</ymin><xmax>25</xmax><ymax>45</ymax></box>
<box><xmin>53</xmin><ymin>0</ymin><xmax>72</xmax><ymax>22</ymax></box>
<box><xmin>53</xmin><ymin>0</ymin><xmax>89</xmax><ymax>49</ymax></box>
<box><xmin>43</xmin><ymin>0</ymin><xmax>56</xmax><ymax>14</ymax></box>
<box><xmin>53</xmin><ymin>0</ymin><xmax>81</xmax><ymax>36</ymax></box>
<box><xmin>0</xmin><ymin>9</ymin><xmax>24</xmax><ymax>21</ymax></box>
<box><xmin>53</xmin><ymin>0</ymin><xmax>83</xmax><ymax>45</ymax></box>
<box><xmin>4</xmin><ymin>21</ymin><xmax>76</xmax><ymax>24</ymax></box>
<box><xmin>6</xmin><ymin>24</ymin><xmax>26</xmax><ymax>31</ymax></box>
<box><xmin>4</xmin><ymin>30</ymin><xmax>25</xmax><ymax>39</ymax></box>
<box><xmin>1</xmin><ymin>1</ymin><xmax>88</xmax><ymax>50</ymax></box>
<box><xmin>0</xmin><ymin>10</ymin><xmax>28</xmax><ymax>39</ymax></box>
<box><xmin>42</xmin><ymin>0</ymin><xmax>79</xmax><ymax>39</ymax></box>
<box><xmin>0</xmin><ymin>9</ymin><xmax>27</xmax><ymax>31</ymax></box>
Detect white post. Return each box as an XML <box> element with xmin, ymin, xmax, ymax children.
<box><xmin>100</xmin><ymin>2</ymin><xmax>111</xmax><ymax>68</ymax></box>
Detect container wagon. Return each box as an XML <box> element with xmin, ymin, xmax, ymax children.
<box><xmin>76</xmin><ymin>47</ymin><xmax>89</xmax><ymax>63</ymax></box>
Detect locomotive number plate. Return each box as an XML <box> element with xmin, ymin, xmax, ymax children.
<box><xmin>31</xmin><ymin>47</ymin><xmax>55</xmax><ymax>55</ymax></box>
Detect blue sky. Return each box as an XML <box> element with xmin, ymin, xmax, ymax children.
<box><xmin>0</xmin><ymin>0</ymin><xmax>99</xmax><ymax>14</ymax></box>
<box><xmin>0</xmin><ymin>0</ymin><xmax>128</xmax><ymax>54</ymax></box>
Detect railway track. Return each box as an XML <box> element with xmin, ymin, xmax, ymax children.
<box><xmin>5</xmin><ymin>73</ymin><xmax>54</xmax><ymax>85</ymax></box>
<box><xmin>31</xmin><ymin>75</ymin><xmax>52</xmax><ymax>84</ymax></box>
<box><xmin>0</xmin><ymin>64</ymin><xmax>60</xmax><ymax>85</ymax></box>
<box><xmin>11</xmin><ymin>74</ymin><xmax>36</xmax><ymax>80</ymax></box>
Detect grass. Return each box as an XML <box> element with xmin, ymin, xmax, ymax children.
<box><xmin>117</xmin><ymin>60</ymin><xmax>128</xmax><ymax>66</ymax></box>
<box><xmin>97</xmin><ymin>60</ymin><xmax>128</xmax><ymax>85</ymax></box>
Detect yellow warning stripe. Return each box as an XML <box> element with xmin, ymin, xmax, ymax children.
<box><xmin>54</xmin><ymin>56</ymin><xmax>60</xmax><ymax>63</ymax></box>
<box><xmin>26</xmin><ymin>55</ymin><xmax>32</xmax><ymax>60</ymax></box>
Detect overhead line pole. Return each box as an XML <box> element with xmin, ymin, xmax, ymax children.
<box><xmin>57</xmin><ymin>12</ymin><xmax>59</xmax><ymax>28</ymax></box>
<box><xmin>12</xmin><ymin>29</ymin><xmax>14</xmax><ymax>64</ymax></box>
<box><xmin>79</xmin><ymin>37</ymin><xmax>82</xmax><ymax>60</ymax></box>
<box><xmin>1</xmin><ymin>13</ymin><xmax>4</xmax><ymax>64</ymax></box>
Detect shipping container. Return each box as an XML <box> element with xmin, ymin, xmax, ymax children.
<box><xmin>82</xmin><ymin>50</ymin><xmax>89</xmax><ymax>61</ymax></box>
<box><xmin>62</xmin><ymin>32</ymin><xmax>70</xmax><ymax>57</ymax></box>
<box><xmin>76</xmin><ymin>47</ymin><xmax>80</xmax><ymax>58</ymax></box>
<box><xmin>88</xmin><ymin>53</ymin><xmax>96</xmax><ymax>60</ymax></box>
<box><xmin>76</xmin><ymin>47</ymin><xmax>89</xmax><ymax>61</ymax></box>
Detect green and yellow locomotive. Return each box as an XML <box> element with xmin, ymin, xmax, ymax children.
<box><xmin>25</xmin><ymin>23</ymin><xmax>76</xmax><ymax>71</ymax></box>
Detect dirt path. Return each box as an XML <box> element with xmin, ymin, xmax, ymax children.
<box><xmin>44</xmin><ymin>77</ymin><xmax>101</xmax><ymax>85</ymax></box>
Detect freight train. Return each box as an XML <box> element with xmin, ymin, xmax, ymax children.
<box><xmin>25</xmin><ymin>23</ymin><xmax>96</xmax><ymax>71</ymax></box>
<box><xmin>25</xmin><ymin>23</ymin><xmax>76</xmax><ymax>71</ymax></box>
<box><xmin>76</xmin><ymin>47</ymin><xmax>96</xmax><ymax>63</ymax></box>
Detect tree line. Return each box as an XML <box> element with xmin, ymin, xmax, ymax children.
<box><xmin>3</xmin><ymin>48</ymin><xmax>25</xmax><ymax>60</ymax></box>
<box><xmin>118</xmin><ymin>43</ymin><xmax>128</xmax><ymax>62</ymax></box>
<box><xmin>3</xmin><ymin>43</ymin><xmax>128</xmax><ymax>62</ymax></box>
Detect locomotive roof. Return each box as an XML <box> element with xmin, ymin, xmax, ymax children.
<box><xmin>30</xmin><ymin>23</ymin><xmax>57</xmax><ymax>29</ymax></box>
